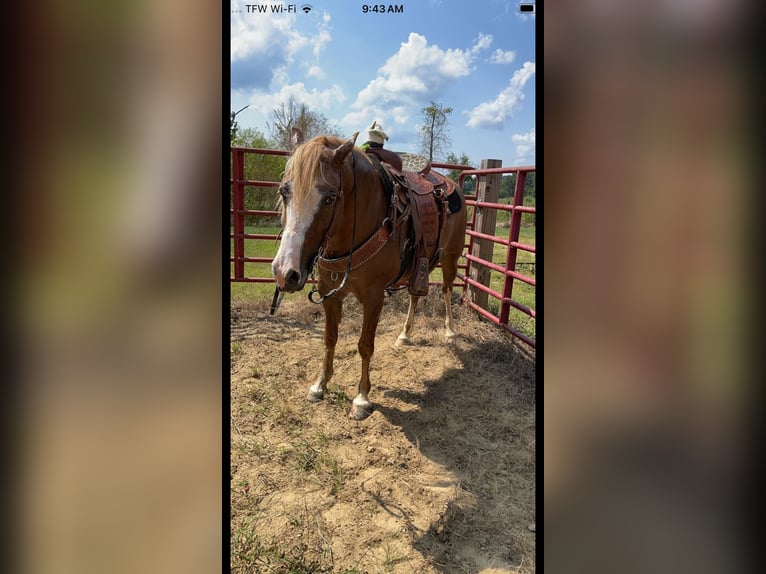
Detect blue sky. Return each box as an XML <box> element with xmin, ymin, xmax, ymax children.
<box><xmin>231</xmin><ymin>0</ymin><xmax>536</xmax><ymax>167</ymax></box>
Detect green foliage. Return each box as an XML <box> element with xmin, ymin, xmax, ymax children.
<box><xmin>444</xmin><ymin>152</ymin><xmax>475</xmax><ymax>194</ymax></box>
<box><xmin>231</xmin><ymin>105</ymin><xmax>250</xmax><ymax>143</ymax></box>
<box><xmin>499</xmin><ymin>175</ymin><xmax>512</xmax><ymax>199</ymax></box>
<box><xmin>230</xmin><ymin>128</ymin><xmax>287</xmax><ymax>225</ymax></box>
<box><xmin>233</xmin><ymin>126</ymin><xmax>270</xmax><ymax>148</ymax></box>
<box><xmin>499</xmin><ymin>172</ymin><xmax>536</xmax><ymax>201</ymax></box>
<box><xmin>525</xmin><ymin>172</ymin><xmax>536</xmax><ymax>199</ymax></box>
<box><xmin>230</xmin><ymin>112</ymin><xmax>238</xmax><ymax>144</ymax></box>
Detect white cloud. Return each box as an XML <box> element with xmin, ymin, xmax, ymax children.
<box><xmin>272</xmin><ymin>66</ymin><xmax>289</xmax><ymax>87</ymax></box>
<box><xmin>230</xmin><ymin>6</ymin><xmax>303</xmax><ymax>63</ymax></box>
<box><xmin>311</xmin><ymin>12</ymin><xmax>333</xmax><ymax>58</ymax></box>
<box><xmin>312</xmin><ymin>30</ymin><xmax>332</xmax><ymax>58</ymax></box>
<box><xmin>489</xmin><ymin>49</ymin><xmax>516</xmax><ymax>64</ymax></box>
<box><xmin>306</xmin><ymin>65</ymin><xmax>325</xmax><ymax>79</ymax></box>
<box><xmin>230</xmin><ymin>6</ymin><xmax>332</xmax><ymax>91</ymax></box>
<box><xmin>248</xmin><ymin>82</ymin><xmax>346</xmax><ymax>113</ymax></box>
<box><xmin>471</xmin><ymin>33</ymin><xmax>494</xmax><ymax>55</ymax></box>
<box><xmin>465</xmin><ymin>61</ymin><xmax>535</xmax><ymax>129</ymax></box>
<box><xmin>341</xmin><ymin>32</ymin><xmax>492</xmax><ymax>129</ymax></box>
<box><xmin>391</xmin><ymin>106</ymin><xmax>410</xmax><ymax>125</ymax></box>
<box><xmin>512</xmin><ymin>128</ymin><xmax>536</xmax><ymax>163</ymax></box>
<box><xmin>512</xmin><ymin>129</ymin><xmax>535</xmax><ymax>145</ymax></box>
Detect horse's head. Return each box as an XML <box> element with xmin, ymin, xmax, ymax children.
<box><xmin>272</xmin><ymin>129</ymin><xmax>359</xmax><ymax>292</ymax></box>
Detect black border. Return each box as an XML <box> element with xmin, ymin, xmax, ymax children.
<box><xmin>222</xmin><ymin>4</ymin><xmax>543</xmax><ymax>571</ymax></box>
<box><xmin>223</xmin><ymin>2</ymin><xmax>233</xmax><ymax>571</ymax></box>
<box><xmin>533</xmin><ymin>5</ymin><xmax>543</xmax><ymax>569</ymax></box>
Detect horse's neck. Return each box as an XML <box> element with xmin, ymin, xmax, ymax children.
<box><xmin>325</xmin><ymin>162</ymin><xmax>386</xmax><ymax>256</ymax></box>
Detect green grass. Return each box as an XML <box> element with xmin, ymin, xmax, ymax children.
<box><xmin>230</xmin><ymin>226</ymin><xmax>282</xmax><ymax>300</ymax></box>
<box><xmin>485</xmin><ymin>218</ymin><xmax>536</xmax><ymax>341</ymax></box>
<box><xmin>231</xmin><ymin>406</ymin><xmax>351</xmax><ymax>572</ymax></box>
<box><xmin>494</xmin><ymin>194</ymin><xmax>536</xmax><ymax>224</ymax></box>
<box><xmin>379</xmin><ymin>542</ymin><xmax>406</xmax><ymax>573</ymax></box>
<box><xmin>231</xmin><ymin>518</ymin><xmax>335</xmax><ymax>574</ymax></box>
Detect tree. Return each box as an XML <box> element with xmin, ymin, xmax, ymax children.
<box><xmin>500</xmin><ymin>172</ymin><xmax>536</xmax><ymax>205</ymax></box>
<box><xmin>445</xmin><ymin>152</ymin><xmax>475</xmax><ymax>194</ymax></box>
<box><xmin>267</xmin><ymin>97</ymin><xmax>341</xmax><ymax>149</ymax></box>
<box><xmin>230</xmin><ymin>105</ymin><xmax>249</xmax><ymax>144</ymax></box>
<box><xmin>500</xmin><ymin>175</ymin><xmax>514</xmax><ymax>199</ymax></box>
<box><xmin>231</xmin><ymin>128</ymin><xmax>288</xmax><ymax>224</ymax></box>
<box><xmin>230</xmin><ymin>112</ymin><xmax>239</xmax><ymax>144</ymax></box>
<box><xmin>418</xmin><ymin>101</ymin><xmax>453</xmax><ymax>162</ymax></box>
<box><xmin>524</xmin><ymin>172</ymin><xmax>536</xmax><ymax>204</ymax></box>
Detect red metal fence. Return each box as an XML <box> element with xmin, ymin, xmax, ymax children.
<box><xmin>230</xmin><ymin>147</ymin><xmax>536</xmax><ymax>348</ymax></box>
<box><xmin>459</xmin><ymin>166</ymin><xmax>536</xmax><ymax>348</ymax></box>
<box><xmin>230</xmin><ymin>146</ymin><xmax>290</xmax><ymax>283</ymax></box>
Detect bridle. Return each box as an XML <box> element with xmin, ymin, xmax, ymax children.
<box><xmin>307</xmin><ymin>152</ymin><xmax>358</xmax><ymax>304</ymax></box>
<box><xmin>271</xmin><ymin>150</ymin><xmax>358</xmax><ymax>315</ymax></box>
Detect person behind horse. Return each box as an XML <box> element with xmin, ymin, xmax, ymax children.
<box><xmin>359</xmin><ymin>121</ymin><xmax>403</xmax><ymax>172</ymax></box>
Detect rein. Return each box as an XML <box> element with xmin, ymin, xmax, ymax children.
<box><xmin>308</xmin><ymin>153</ymin><xmax>358</xmax><ymax>304</ymax></box>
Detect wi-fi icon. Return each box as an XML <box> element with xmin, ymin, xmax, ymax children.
<box><xmin>301</xmin><ymin>4</ymin><xmax>313</xmax><ymax>13</ymax></box>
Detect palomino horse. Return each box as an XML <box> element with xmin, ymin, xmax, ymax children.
<box><xmin>272</xmin><ymin>129</ymin><xmax>467</xmax><ymax>420</ymax></box>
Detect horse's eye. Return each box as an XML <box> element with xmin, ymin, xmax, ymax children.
<box><xmin>324</xmin><ymin>195</ymin><xmax>336</xmax><ymax>205</ymax></box>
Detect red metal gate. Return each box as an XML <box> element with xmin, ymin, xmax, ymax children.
<box><xmin>230</xmin><ymin>148</ymin><xmax>536</xmax><ymax>348</ymax></box>
<box><xmin>230</xmin><ymin>147</ymin><xmax>290</xmax><ymax>283</ymax></box>
<box><xmin>459</xmin><ymin>166</ymin><xmax>536</xmax><ymax>348</ymax></box>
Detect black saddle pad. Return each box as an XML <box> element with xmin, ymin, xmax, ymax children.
<box><xmin>447</xmin><ymin>189</ymin><xmax>462</xmax><ymax>214</ymax></box>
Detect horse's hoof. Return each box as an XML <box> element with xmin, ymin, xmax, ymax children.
<box><xmin>349</xmin><ymin>401</ymin><xmax>374</xmax><ymax>420</ymax></box>
<box><xmin>395</xmin><ymin>335</ymin><xmax>411</xmax><ymax>348</ymax></box>
<box><xmin>445</xmin><ymin>332</ymin><xmax>457</xmax><ymax>345</ymax></box>
<box><xmin>307</xmin><ymin>389</ymin><xmax>325</xmax><ymax>403</ymax></box>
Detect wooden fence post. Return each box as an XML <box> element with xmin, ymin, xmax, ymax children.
<box><xmin>469</xmin><ymin>159</ymin><xmax>502</xmax><ymax>310</ymax></box>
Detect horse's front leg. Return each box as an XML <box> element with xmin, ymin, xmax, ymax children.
<box><xmin>349</xmin><ymin>293</ymin><xmax>384</xmax><ymax>420</ymax></box>
<box><xmin>308</xmin><ymin>296</ymin><xmax>343</xmax><ymax>402</ymax></box>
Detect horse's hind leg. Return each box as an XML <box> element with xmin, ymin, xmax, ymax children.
<box><xmin>350</xmin><ymin>294</ymin><xmax>384</xmax><ymax>420</ymax></box>
<box><xmin>395</xmin><ymin>294</ymin><xmax>420</xmax><ymax>347</ymax></box>
<box><xmin>308</xmin><ymin>297</ymin><xmax>342</xmax><ymax>402</ymax></box>
<box><xmin>441</xmin><ymin>253</ymin><xmax>460</xmax><ymax>342</ymax></box>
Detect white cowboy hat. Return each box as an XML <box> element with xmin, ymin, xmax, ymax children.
<box><xmin>365</xmin><ymin>121</ymin><xmax>389</xmax><ymax>144</ymax></box>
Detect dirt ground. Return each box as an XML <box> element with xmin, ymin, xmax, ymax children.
<box><xmin>230</xmin><ymin>289</ymin><xmax>536</xmax><ymax>573</ymax></box>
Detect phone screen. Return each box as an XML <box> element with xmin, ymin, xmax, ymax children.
<box><xmin>230</xmin><ymin>3</ymin><xmax>537</xmax><ymax>572</ymax></box>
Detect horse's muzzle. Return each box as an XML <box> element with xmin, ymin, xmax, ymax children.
<box><xmin>274</xmin><ymin>267</ymin><xmax>306</xmax><ymax>292</ymax></box>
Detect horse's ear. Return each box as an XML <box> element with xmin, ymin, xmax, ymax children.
<box><xmin>331</xmin><ymin>132</ymin><xmax>359</xmax><ymax>166</ymax></box>
<box><xmin>290</xmin><ymin>128</ymin><xmax>304</xmax><ymax>150</ymax></box>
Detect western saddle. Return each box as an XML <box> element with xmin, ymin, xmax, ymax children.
<box><xmin>366</xmin><ymin>148</ymin><xmax>461</xmax><ymax>296</ymax></box>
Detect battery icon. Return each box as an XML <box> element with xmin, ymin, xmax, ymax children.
<box><xmin>519</xmin><ymin>3</ymin><xmax>535</xmax><ymax>12</ymax></box>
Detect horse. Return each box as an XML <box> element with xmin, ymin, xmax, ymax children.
<box><xmin>271</xmin><ymin>129</ymin><xmax>467</xmax><ymax>420</ymax></box>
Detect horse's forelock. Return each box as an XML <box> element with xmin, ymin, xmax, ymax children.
<box><xmin>284</xmin><ymin>136</ymin><xmax>341</xmax><ymax>204</ymax></box>
<box><xmin>285</xmin><ymin>135</ymin><xmax>373</xmax><ymax>201</ymax></box>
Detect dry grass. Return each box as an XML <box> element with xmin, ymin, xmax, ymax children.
<box><xmin>231</xmin><ymin>288</ymin><xmax>536</xmax><ymax>573</ymax></box>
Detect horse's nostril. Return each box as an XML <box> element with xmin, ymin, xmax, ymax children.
<box><xmin>286</xmin><ymin>269</ymin><xmax>300</xmax><ymax>284</ymax></box>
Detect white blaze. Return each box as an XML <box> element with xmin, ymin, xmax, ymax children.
<box><xmin>272</xmin><ymin>191</ymin><xmax>322</xmax><ymax>286</ymax></box>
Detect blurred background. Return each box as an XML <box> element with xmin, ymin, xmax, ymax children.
<box><xmin>544</xmin><ymin>1</ymin><xmax>757</xmax><ymax>572</ymax></box>
<box><xmin>8</xmin><ymin>1</ymin><xmax>223</xmax><ymax>573</ymax></box>
<box><xmin>4</xmin><ymin>0</ymin><xmax>761</xmax><ymax>572</ymax></box>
